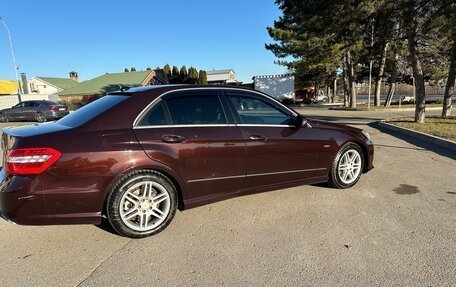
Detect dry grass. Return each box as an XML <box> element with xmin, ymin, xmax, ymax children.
<box><xmin>357</xmin><ymin>103</ymin><xmax>443</xmax><ymax>110</ymax></box>
<box><xmin>387</xmin><ymin>116</ymin><xmax>456</xmax><ymax>142</ymax></box>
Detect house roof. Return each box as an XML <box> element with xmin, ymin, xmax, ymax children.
<box><xmin>36</xmin><ymin>77</ymin><xmax>79</xmax><ymax>90</ymax></box>
<box><xmin>206</xmin><ymin>69</ymin><xmax>234</xmax><ymax>75</ymax></box>
<box><xmin>0</xmin><ymin>80</ymin><xmax>18</xmax><ymax>95</ymax></box>
<box><xmin>59</xmin><ymin>71</ymin><xmax>154</xmax><ymax>96</ymax></box>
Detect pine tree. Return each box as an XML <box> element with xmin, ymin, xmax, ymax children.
<box><xmin>171</xmin><ymin>65</ymin><xmax>179</xmax><ymax>83</ymax></box>
<box><xmin>131</xmin><ymin>67</ymin><xmax>136</xmax><ymax>72</ymax></box>
<box><xmin>188</xmin><ymin>67</ymin><xmax>198</xmax><ymax>84</ymax></box>
<box><xmin>164</xmin><ymin>64</ymin><xmax>171</xmax><ymax>82</ymax></box>
<box><xmin>179</xmin><ymin>66</ymin><xmax>188</xmax><ymax>83</ymax></box>
<box><xmin>146</xmin><ymin>67</ymin><xmax>152</xmax><ymax>71</ymax></box>
<box><xmin>198</xmin><ymin>70</ymin><xmax>208</xmax><ymax>84</ymax></box>
<box><xmin>124</xmin><ymin>68</ymin><xmax>129</xmax><ymax>72</ymax></box>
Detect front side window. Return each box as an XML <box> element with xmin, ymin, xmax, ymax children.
<box><xmin>166</xmin><ymin>96</ymin><xmax>227</xmax><ymax>125</ymax></box>
<box><xmin>229</xmin><ymin>95</ymin><xmax>292</xmax><ymax>125</ymax></box>
<box><xmin>24</xmin><ymin>101</ymin><xmax>35</xmax><ymax>108</ymax></box>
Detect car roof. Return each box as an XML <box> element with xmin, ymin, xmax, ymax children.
<box><xmin>107</xmin><ymin>84</ymin><xmax>254</xmax><ymax>96</ymax></box>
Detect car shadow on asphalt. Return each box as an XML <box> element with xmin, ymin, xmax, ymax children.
<box><xmin>369</xmin><ymin>122</ymin><xmax>456</xmax><ymax>160</ymax></box>
<box><xmin>96</xmin><ymin>218</ymin><xmax>121</xmax><ymax>236</ymax></box>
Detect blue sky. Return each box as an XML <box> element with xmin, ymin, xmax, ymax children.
<box><xmin>0</xmin><ymin>0</ymin><xmax>288</xmax><ymax>83</ymax></box>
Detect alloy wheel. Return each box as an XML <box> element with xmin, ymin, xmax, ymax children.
<box><xmin>337</xmin><ymin>149</ymin><xmax>362</xmax><ymax>184</ymax></box>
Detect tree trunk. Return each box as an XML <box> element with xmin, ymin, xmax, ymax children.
<box><xmin>374</xmin><ymin>42</ymin><xmax>389</xmax><ymax>106</ymax></box>
<box><xmin>333</xmin><ymin>78</ymin><xmax>337</xmax><ymax>103</ymax></box>
<box><xmin>406</xmin><ymin>30</ymin><xmax>426</xmax><ymax>123</ymax></box>
<box><xmin>442</xmin><ymin>41</ymin><xmax>456</xmax><ymax>117</ymax></box>
<box><xmin>343</xmin><ymin>58</ymin><xmax>349</xmax><ymax>107</ymax></box>
<box><xmin>326</xmin><ymin>81</ymin><xmax>332</xmax><ymax>103</ymax></box>
<box><xmin>345</xmin><ymin>50</ymin><xmax>357</xmax><ymax>108</ymax></box>
<box><xmin>384</xmin><ymin>48</ymin><xmax>399</xmax><ymax>107</ymax></box>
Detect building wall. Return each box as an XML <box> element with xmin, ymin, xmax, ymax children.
<box><xmin>28</xmin><ymin>78</ymin><xmax>61</xmax><ymax>95</ymax></box>
<box><xmin>0</xmin><ymin>94</ymin><xmax>59</xmax><ymax>109</ymax></box>
<box><xmin>254</xmin><ymin>75</ymin><xmax>295</xmax><ymax>100</ymax></box>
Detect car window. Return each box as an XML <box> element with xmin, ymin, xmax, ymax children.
<box><xmin>24</xmin><ymin>101</ymin><xmax>35</xmax><ymax>108</ymax></box>
<box><xmin>57</xmin><ymin>95</ymin><xmax>128</xmax><ymax>127</ymax></box>
<box><xmin>14</xmin><ymin>102</ymin><xmax>25</xmax><ymax>108</ymax></box>
<box><xmin>165</xmin><ymin>96</ymin><xmax>227</xmax><ymax>125</ymax></box>
<box><xmin>229</xmin><ymin>96</ymin><xmax>292</xmax><ymax>125</ymax></box>
<box><xmin>138</xmin><ymin>102</ymin><xmax>168</xmax><ymax>126</ymax></box>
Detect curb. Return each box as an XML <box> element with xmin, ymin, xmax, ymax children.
<box><xmin>377</xmin><ymin>120</ymin><xmax>456</xmax><ymax>151</ymax></box>
<box><xmin>330</xmin><ymin>107</ymin><xmax>445</xmax><ymax>112</ymax></box>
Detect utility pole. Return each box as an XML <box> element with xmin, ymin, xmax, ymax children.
<box><xmin>0</xmin><ymin>16</ymin><xmax>22</xmax><ymax>102</ymax></box>
<box><xmin>367</xmin><ymin>19</ymin><xmax>374</xmax><ymax>110</ymax></box>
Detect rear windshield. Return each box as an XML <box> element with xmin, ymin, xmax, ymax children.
<box><xmin>57</xmin><ymin>95</ymin><xmax>128</xmax><ymax>127</ymax></box>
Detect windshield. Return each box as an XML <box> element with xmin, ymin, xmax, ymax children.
<box><xmin>57</xmin><ymin>95</ymin><xmax>128</xmax><ymax>127</ymax></box>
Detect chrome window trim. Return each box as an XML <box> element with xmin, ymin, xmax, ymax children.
<box><xmin>134</xmin><ymin>124</ymin><xmax>237</xmax><ymax>129</ymax></box>
<box><xmin>237</xmin><ymin>124</ymin><xmax>295</xmax><ymax>128</ymax></box>
<box><xmin>187</xmin><ymin>168</ymin><xmax>327</xmax><ymax>183</ymax></box>
<box><xmin>132</xmin><ymin>87</ymin><xmax>298</xmax><ymax>127</ymax></box>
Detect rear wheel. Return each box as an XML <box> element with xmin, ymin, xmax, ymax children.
<box><xmin>35</xmin><ymin>112</ymin><xmax>47</xmax><ymax>123</ymax></box>
<box><xmin>106</xmin><ymin>170</ymin><xmax>178</xmax><ymax>238</ymax></box>
<box><xmin>0</xmin><ymin>114</ymin><xmax>8</xmax><ymax>123</ymax></box>
<box><xmin>328</xmin><ymin>143</ymin><xmax>364</xmax><ymax>189</ymax></box>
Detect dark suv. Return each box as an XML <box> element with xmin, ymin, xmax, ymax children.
<box><xmin>0</xmin><ymin>100</ymin><xmax>69</xmax><ymax>123</ymax></box>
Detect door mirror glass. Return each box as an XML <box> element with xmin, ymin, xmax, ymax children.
<box><xmin>293</xmin><ymin>114</ymin><xmax>305</xmax><ymax>128</ymax></box>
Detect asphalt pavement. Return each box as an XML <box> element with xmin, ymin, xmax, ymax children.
<box><xmin>0</xmin><ymin>108</ymin><xmax>455</xmax><ymax>286</ymax></box>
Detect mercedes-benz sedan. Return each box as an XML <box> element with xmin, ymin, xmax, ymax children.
<box><xmin>0</xmin><ymin>85</ymin><xmax>373</xmax><ymax>238</ymax></box>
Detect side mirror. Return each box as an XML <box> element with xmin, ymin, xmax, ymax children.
<box><xmin>11</xmin><ymin>106</ymin><xmax>16</xmax><ymax>109</ymax></box>
<box><xmin>293</xmin><ymin>114</ymin><xmax>306</xmax><ymax>128</ymax></box>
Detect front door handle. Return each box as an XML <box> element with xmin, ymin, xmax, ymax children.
<box><xmin>161</xmin><ymin>134</ymin><xmax>186</xmax><ymax>143</ymax></box>
<box><xmin>248</xmin><ymin>135</ymin><xmax>267</xmax><ymax>142</ymax></box>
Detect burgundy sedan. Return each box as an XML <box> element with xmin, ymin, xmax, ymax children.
<box><xmin>0</xmin><ymin>85</ymin><xmax>373</xmax><ymax>238</ymax></box>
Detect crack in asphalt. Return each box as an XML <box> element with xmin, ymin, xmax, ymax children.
<box><xmin>76</xmin><ymin>239</ymin><xmax>132</xmax><ymax>287</ymax></box>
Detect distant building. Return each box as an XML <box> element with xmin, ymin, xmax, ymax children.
<box><xmin>206</xmin><ymin>69</ymin><xmax>239</xmax><ymax>85</ymax></box>
<box><xmin>0</xmin><ymin>80</ymin><xmax>19</xmax><ymax>95</ymax></box>
<box><xmin>59</xmin><ymin>69</ymin><xmax>168</xmax><ymax>99</ymax></box>
<box><xmin>252</xmin><ymin>74</ymin><xmax>296</xmax><ymax>102</ymax></box>
<box><xmin>28</xmin><ymin>74</ymin><xmax>79</xmax><ymax>96</ymax></box>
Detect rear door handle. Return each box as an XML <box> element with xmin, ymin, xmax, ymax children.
<box><xmin>161</xmin><ymin>134</ymin><xmax>186</xmax><ymax>143</ymax></box>
<box><xmin>248</xmin><ymin>135</ymin><xmax>267</xmax><ymax>142</ymax></box>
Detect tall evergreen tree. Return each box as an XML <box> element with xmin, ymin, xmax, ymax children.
<box><xmin>171</xmin><ymin>65</ymin><xmax>179</xmax><ymax>83</ymax></box>
<box><xmin>179</xmin><ymin>66</ymin><xmax>188</xmax><ymax>83</ymax></box>
<box><xmin>163</xmin><ymin>64</ymin><xmax>171</xmax><ymax>82</ymax></box>
<box><xmin>131</xmin><ymin>67</ymin><xmax>136</xmax><ymax>72</ymax></box>
<box><xmin>124</xmin><ymin>68</ymin><xmax>129</xmax><ymax>72</ymax></box>
<box><xmin>188</xmin><ymin>67</ymin><xmax>199</xmax><ymax>84</ymax></box>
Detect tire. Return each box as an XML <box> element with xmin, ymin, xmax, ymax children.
<box><xmin>106</xmin><ymin>170</ymin><xmax>178</xmax><ymax>238</ymax></box>
<box><xmin>35</xmin><ymin>112</ymin><xmax>47</xmax><ymax>123</ymax></box>
<box><xmin>327</xmin><ymin>143</ymin><xmax>364</xmax><ymax>189</ymax></box>
<box><xmin>0</xmin><ymin>114</ymin><xmax>9</xmax><ymax>123</ymax></box>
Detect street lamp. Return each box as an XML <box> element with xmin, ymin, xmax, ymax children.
<box><xmin>0</xmin><ymin>16</ymin><xmax>22</xmax><ymax>102</ymax></box>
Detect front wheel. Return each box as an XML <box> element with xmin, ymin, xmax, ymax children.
<box><xmin>106</xmin><ymin>170</ymin><xmax>178</xmax><ymax>238</ymax></box>
<box><xmin>327</xmin><ymin>143</ymin><xmax>364</xmax><ymax>189</ymax></box>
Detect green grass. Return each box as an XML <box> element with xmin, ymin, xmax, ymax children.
<box><xmin>387</xmin><ymin>116</ymin><xmax>456</xmax><ymax>142</ymax></box>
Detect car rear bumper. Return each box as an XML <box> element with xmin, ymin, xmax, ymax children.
<box><xmin>0</xmin><ymin>169</ymin><xmax>102</xmax><ymax>225</ymax></box>
<box><xmin>49</xmin><ymin>110</ymin><xmax>69</xmax><ymax>119</ymax></box>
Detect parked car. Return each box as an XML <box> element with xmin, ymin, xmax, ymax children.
<box><xmin>0</xmin><ymin>85</ymin><xmax>374</xmax><ymax>238</ymax></box>
<box><xmin>0</xmin><ymin>100</ymin><xmax>69</xmax><ymax>123</ymax></box>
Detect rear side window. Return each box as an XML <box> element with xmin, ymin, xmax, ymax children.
<box><xmin>57</xmin><ymin>95</ymin><xmax>128</xmax><ymax>127</ymax></box>
<box><xmin>138</xmin><ymin>102</ymin><xmax>168</xmax><ymax>126</ymax></box>
<box><xmin>165</xmin><ymin>96</ymin><xmax>227</xmax><ymax>125</ymax></box>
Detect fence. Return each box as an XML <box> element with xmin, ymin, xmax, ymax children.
<box><xmin>0</xmin><ymin>94</ymin><xmax>59</xmax><ymax>109</ymax></box>
<box><xmin>356</xmin><ymin>83</ymin><xmax>445</xmax><ymax>96</ymax></box>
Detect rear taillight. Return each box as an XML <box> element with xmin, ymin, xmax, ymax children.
<box><xmin>48</xmin><ymin>106</ymin><xmax>59</xmax><ymax>111</ymax></box>
<box><xmin>5</xmin><ymin>147</ymin><xmax>61</xmax><ymax>175</ymax></box>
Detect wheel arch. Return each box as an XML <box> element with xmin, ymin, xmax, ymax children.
<box><xmin>101</xmin><ymin>165</ymin><xmax>187</xmax><ymax>218</ymax></box>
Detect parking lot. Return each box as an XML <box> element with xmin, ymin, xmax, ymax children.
<box><xmin>0</xmin><ymin>108</ymin><xmax>455</xmax><ymax>286</ymax></box>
